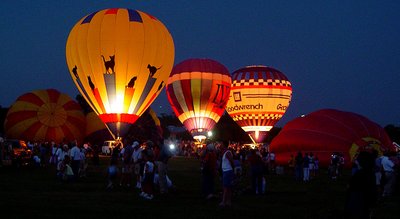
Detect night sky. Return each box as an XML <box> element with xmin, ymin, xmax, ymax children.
<box><xmin>1</xmin><ymin>0</ymin><xmax>399</xmax><ymax>127</ymax></box>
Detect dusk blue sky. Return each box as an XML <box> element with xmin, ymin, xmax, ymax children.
<box><xmin>1</xmin><ymin>0</ymin><xmax>399</xmax><ymax>127</ymax></box>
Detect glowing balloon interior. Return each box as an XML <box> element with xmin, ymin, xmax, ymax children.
<box><xmin>226</xmin><ymin>65</ymin><xmax>292</xmax><ymax>143</ymax></box>
<box><xmin>166</xmin><ymin>58</ymin><xmax>231</xmax><ymax>141</ymax></box>
<box><xmin>66</xmin><ymin>8</ymin><xmax>174</xmax><ymax>138</ymax></box>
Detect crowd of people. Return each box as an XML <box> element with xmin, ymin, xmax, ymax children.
<box><xmin>1</xmin><ymin>135</ymin><xmax>399</xmax><ymax>214</ymax></box>
<box><xmin>0</xmin><ymin>136</ymin><xmax>176</xmax><ymax>200</ymax></box>
<box><xmin>0</xmin><ymin>138</ymin><xmax>92</xmax><ymax>173</ymax></box>
<box><xmin>195</xmin><ymin>141</ymin><xmax>327</xmax><ymax>207</ymax></box>
<box><xmin>345</xmin><ymin>150</ymin><xmax>399</xmax><ymax>218</ymax></box>
<box><xmin>30</xmin><ymin>140</ymin><xmax>92</xmax><ymax>181</ymax></box>
<box><xmin>287</xmin><ymin>152</ymin><xmax>321</xmax><ymax>182</ymax></box>
<box><xmin>106</xmin><ymin>139</ymin><xmax>174</xmax><ymax>200</ymax></box>
<box><xmin>196</xmin><ymin>141</ymin><xmax>400</xmax><ymax>214</ymax></box>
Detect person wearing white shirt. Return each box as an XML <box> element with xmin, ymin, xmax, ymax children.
<box><xmin>219</xmin><ymin>141</ymin><xmax>234</xmax><ymax>207</ymax></box>
<box><xmin>381</xmin><ymin>153</ymin><xmax>396</xmax><ymax>197</ymax></box>
<box><xmin>56</xmin><ymin>145</ymin><xmax>69</xmax><ymax>170</ymax></box>
<box><xmin>70</xmin><ymin>143</ymin><xmax>81</xmax><ymax>179</ymax></box>
<box><xmin>132</xmin><ymin>142</ymin><xmax>143</xmax><ymax>188</ymax></box>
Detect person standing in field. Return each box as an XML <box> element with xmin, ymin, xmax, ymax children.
<box><xmin>381</xmin><ymin>152</ymin><xmax>397</xmax><ymax>197</ymax></box>
<box><xmin>120</xmin><ymin>141</ymin><xmax>135</xmax><ymax>188</ymax></box>
<box><xmin>155</xmin><ymin>142</ymin><xmax>172</xmax><ymax>195</ymax></box>
<box><xmin>303</xmin><ymin>152</ymin><xmax>310</xmax><ymax>182</ymax></box>
<box><xmin>295</xmin><ymin>151</ymin><xmax>303</xmax><ymax>181</ymax></box>
<box><xmin>140</xmin><ymin>149</ymin><xmax>155</xmax><ymax>200</ymax></box>
<box><xmin>69</xmin><ymin>141</ymin><xmax>81</xmax><ymax>180</ymax></box>
<box><xmin>132</xmin><ymin>141</ymin><xmax>143</xmax><ymax>189</ymax></box>
<box><xmin>201</xmin><ymin>143</ymin><xmax>218</xmax><ymax>200</ymax></box>
<box><xmin>309</xmin><ymin>152</ymin><xmax>315</xmax><ymax>178</ymax></box>
<box><xmin>219</xmin><ymin>141</ymin><xmax>234</xmax><ymax>207</ymax></box>
<box><xmin>248</xmin><ymin>149</ymin><xmax>263</xmax><ymax>195</ymax></box>
<box><xmin>344</xmin><ymin>151</ymin><xmax>376</xmax><ymax>219</ymax></box>
<box><xmin>106</xmin><ymin>157</ymin><xmax>119</xmax><ymax>190</ymax></box>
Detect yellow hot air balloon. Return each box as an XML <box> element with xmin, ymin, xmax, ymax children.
<box><xmin>226</xmin><ymin>65</ymin><xmax>292</xmax><ymax>144</ymax></box>
<box><xmin>66</xmin><ymin>8</ymin><xmax>174</xmax><ymax>139</ymax></box>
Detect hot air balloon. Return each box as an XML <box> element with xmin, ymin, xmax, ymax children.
<box><xmin>226</xmin><ymin>65</ymin><xmax>292</xmax><ymax>144</ymax></box>
<box><xmin>66</xmin><ymin>8</ymin><xmax>174</xmax><ymax>139</ymax></box>
<box><xmin>166</xmin><ymin>58</ymin><xmax>231</xmax><ymax>142</ymax></box>
<box><xmin>4</xmin><ymin>89</ymin><xmax>85</xmax><ymax>143</ymax></box>
<box><xmin>269</xmin><ymin>109</ymin><xmax>396</xmax><ymax>167</ymax></box>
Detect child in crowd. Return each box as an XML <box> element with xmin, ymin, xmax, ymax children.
<box><xmin>58</xmin><ymin>155</ymin><xmax>74</xmax><ymax>182</ymax></box>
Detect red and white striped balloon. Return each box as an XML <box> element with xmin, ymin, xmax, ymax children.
<box><xmin>4</xmin><ymin>89</ymin><xmax>85</xmax><ymax>143</ymax></box>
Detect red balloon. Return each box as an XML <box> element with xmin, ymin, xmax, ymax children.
<box><xmin>166</xmin><ymin>58</ymin><xmax>231</xmax><ymax>141</ymax></box>
<box><xmin>269</xmin><ymin>109</ymin><xmax>395</xmax><ymax>167</ymax></box>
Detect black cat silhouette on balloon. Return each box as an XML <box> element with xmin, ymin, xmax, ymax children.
<box><xmin>102</xmin><ymin>55</ymin><xmax>115</xmax><ymax>74</ymax></box>
<box><xmin>101</xmin><ymin>55</ymin><xmax>162</xmax><ymax>89</ymax></box>
<box><xmin>147</xmin><ymin>64</ymin><xmax>161</xmax><ymax>77</ymax></box>
<box><xmin>125</xmin><ymin>64</ymin><xmax>162</xmax><ymax>88</ymax></box>
<box><xmin>72</xmin><ymin>65</ymin><xmax>79</xmax><ymax>79</ymax></box>
<box><xmin>88</xmin><ymin>76</ymin><xmax>95</xmax><ymax>91</ymax></box>
<box><xmin>127</xmin><ymin>76</ymin><xmax>137</xmax><ymax>88</ymax></box>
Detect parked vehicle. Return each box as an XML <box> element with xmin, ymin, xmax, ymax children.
<box><xmin>102</xmin><ymin>140</ymin><xmax>116</xmax><ymax>155</ymax></box>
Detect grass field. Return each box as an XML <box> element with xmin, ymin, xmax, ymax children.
<box><xmin>0</xmin><ymin>156</ymin><xmax>399</xmax><ymax>219</ymax></box>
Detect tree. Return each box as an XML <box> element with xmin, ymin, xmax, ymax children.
<box><xmin>384</xmin><ymin>124</ymin><xmax>400</xmax><ymax>143</ymax></box>
<box><xmin>0</xmin><ymin>106</ymin><xmax>9</xmax><ymax>135</ymax></box>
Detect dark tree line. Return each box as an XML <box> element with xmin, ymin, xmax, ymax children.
<box><xmin>0</xmin><ymin>106</ymin><xmax>8</xmax><ymax>135</ymax></box>
<box><xmin>1</xmin><ymin>96</ymin><xmax>399</xmax><ymax>146</ymax></box>
<box><xmin>385</xmin><ymin>125</ymin><xmax>400</xmax><ymax>144</ymax></box>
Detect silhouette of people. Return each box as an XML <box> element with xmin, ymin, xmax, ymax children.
<box><xmin>344</xmin><ymin>151</ymin><xmax>376</xmax><ymax>219</ymax></box>
<box><xmin>248</xmin><ymin>149</ymin><xmax>263</xmax><ymax>194</ymax></box>
<box><xmin>201</xmin><ymin>143</ymin><xmax>218</xmax><ymax>199</ymax></box>
<box><xmin>294</xmin><ymin>151</ymin><xmax>303</xmax><ymax>181</ymax></box>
